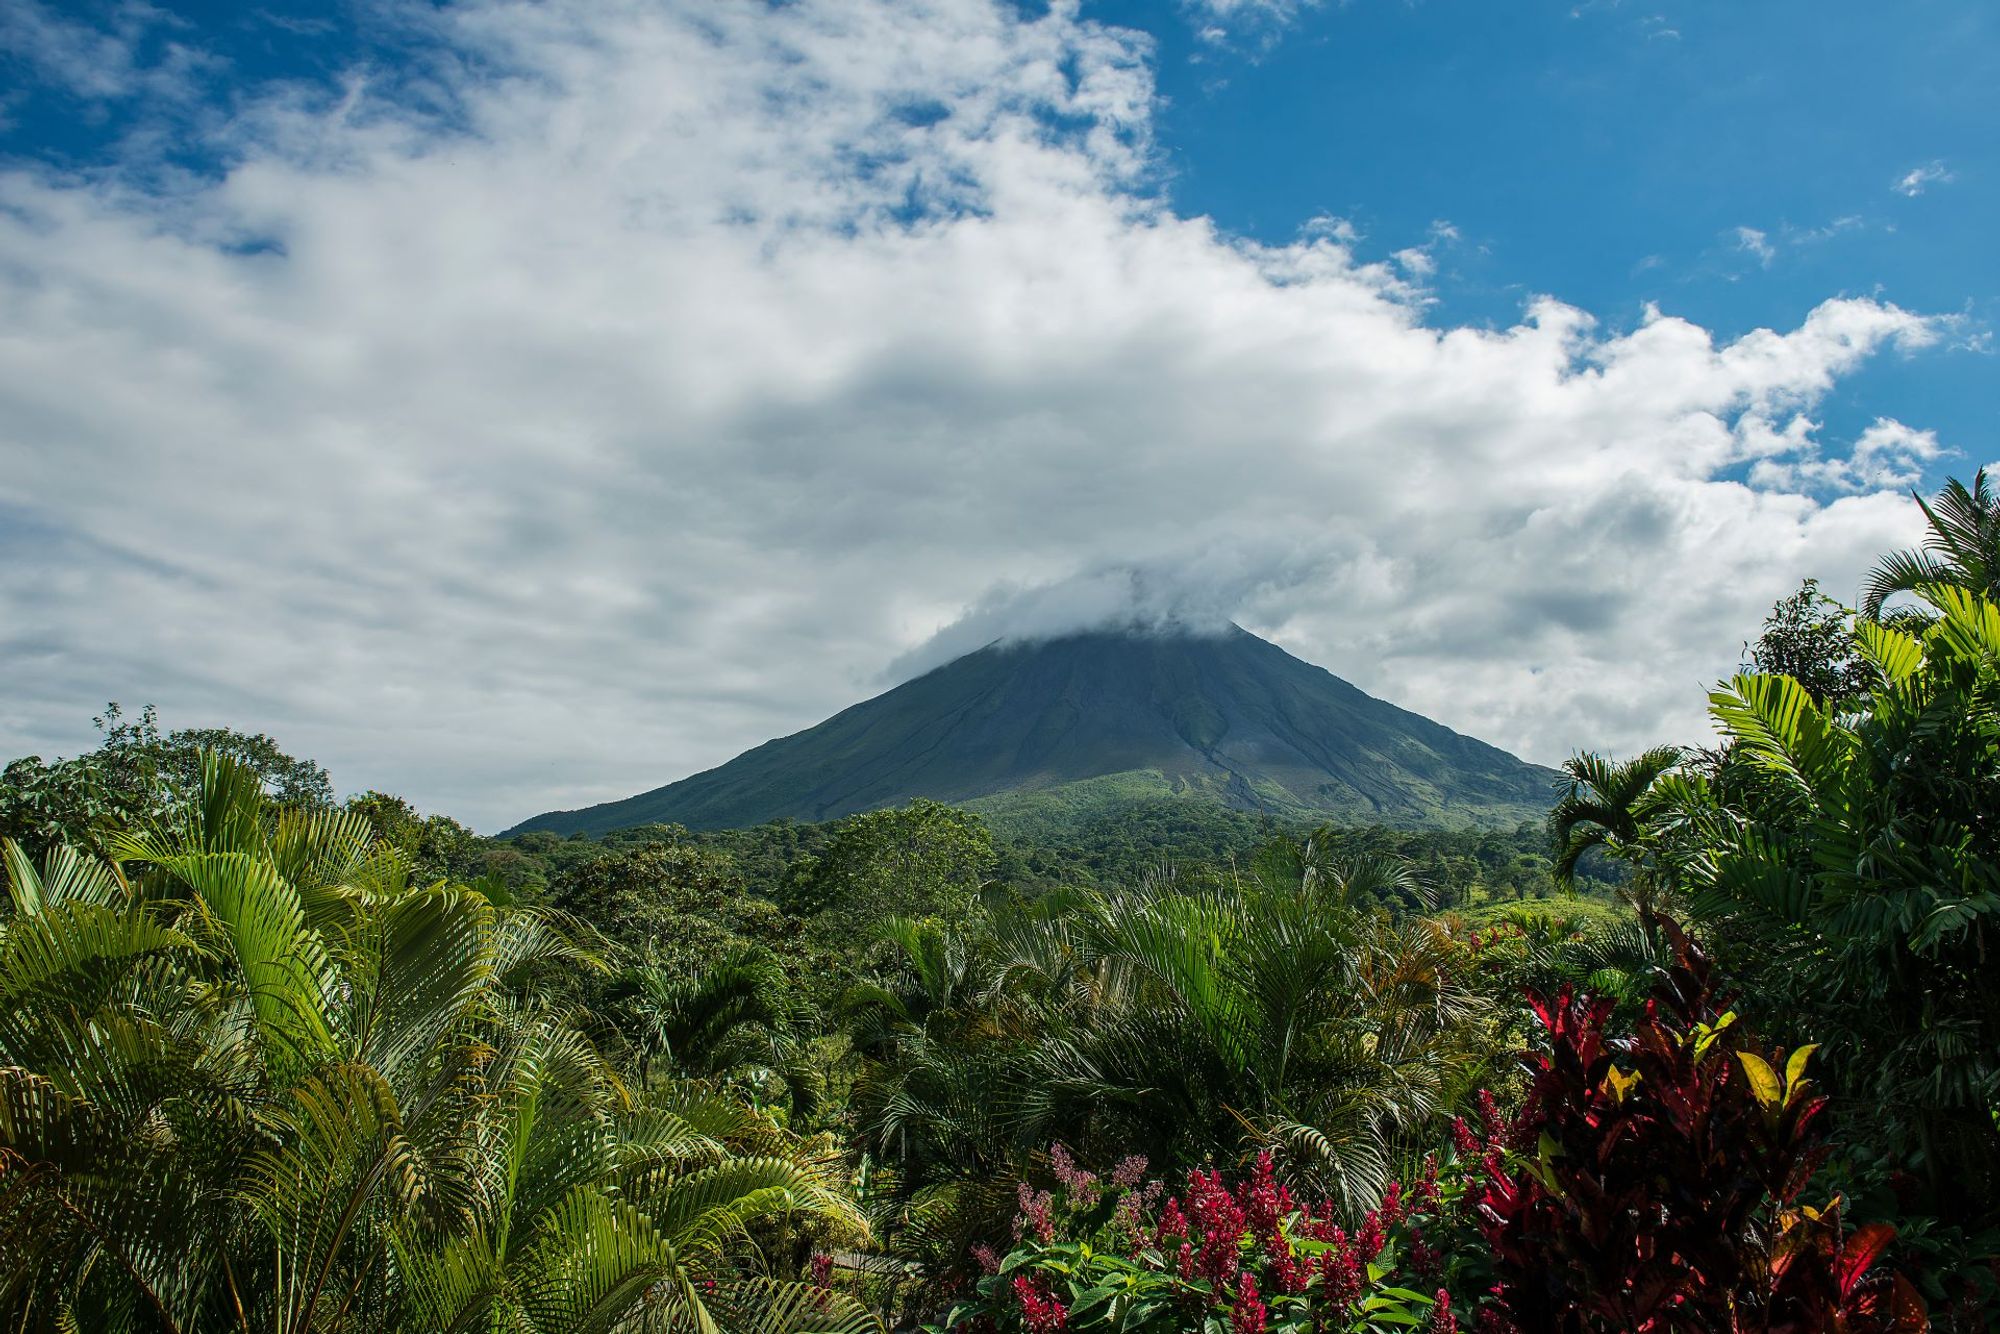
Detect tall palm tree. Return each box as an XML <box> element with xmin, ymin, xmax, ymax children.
<box><xmin>1861</xmin><ymin>468</ymin><xmax>2000</xmax><ymax>620</ymax></box>
<box><xmin>0</xmin><ymin>753</ymin><xmax>876</xmax><ymax>1333</ymax></box>
<box><xmin>1547</xmin><ymin>746</ymin><xmax>1684</xmax><ymax>921</ymax></box>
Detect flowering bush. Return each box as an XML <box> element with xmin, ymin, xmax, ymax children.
<box><xmin>928</xmin><ymin>1146</ymin><xmax>1470</xmax><ymax>1333</ymax></box>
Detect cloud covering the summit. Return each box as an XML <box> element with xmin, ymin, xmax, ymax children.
<box><xmin>0</xmin><ymin>0</ymin><xmax>1968</xmax><ymax>827</ymax></box>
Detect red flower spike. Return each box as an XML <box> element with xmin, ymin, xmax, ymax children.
<box><xmin>1230</xmin><ymin>1272</ymin><xmax>1267</xmax><ymax>1334</ymax></box>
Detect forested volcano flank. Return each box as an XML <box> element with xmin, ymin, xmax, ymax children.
<box><xmin>512</xmin><ymin>625</ymin><xmax>1558</xmax><ymax>835</ymax></box>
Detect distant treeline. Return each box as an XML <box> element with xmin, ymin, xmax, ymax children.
<box><xmin>429</xmin><ymin>796</ymin><xmax>1622</xmax><ymax>915</ymax></box>
<box><xmin>3</xmin><ymin>706</ymin><xmax>1619</xmax><ymax>922</ymax></box>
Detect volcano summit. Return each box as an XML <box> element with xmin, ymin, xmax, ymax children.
<box><xmin>512</xmin><ymin>625</ymin><xmax>1557</xmax><ymax>836</ymax></box>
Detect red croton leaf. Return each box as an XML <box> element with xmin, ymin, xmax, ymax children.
<box><xmin>1836</xmin><ymin>1223</ymin><xmax>1895</xmax><ymax>1298</ymax></box>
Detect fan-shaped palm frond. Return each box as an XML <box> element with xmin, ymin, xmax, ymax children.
<box><xmin>1861</xmin><ymin>468</ymin><xmax>2000</xmax><ymax>619</ymax></box>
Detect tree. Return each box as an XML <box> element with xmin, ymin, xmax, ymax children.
<box><xmin>1045</xmin><ymin>862</ymin><xmax>1486</xmax><ymax>1212</ymax></box>
<box><xmin>606</xmin><ymin>943</ymin><xmax>819</xmax><ymax>1115</ymax></box>
<box><xmin>88</xmin><ymin>701</ymin><xmax>334</xmax><ymax>807</ymax></box>
<box><xmin>1747</xmin><ymin>578</ymin><xmax>1870</xmax><ymax>708</ymax></box>
<box><xmin>344</xmin><ymin>789</ymin><xmax>484</xmax><ymax>884</ymax></box>
<box><xmin>847</xmin><ymin>856</ymin><xmax>1495</xmax><ymax>1234</ymax></box>
<box><xmin>801</xmin><ymin>800</ymin><xmax>996</xmax><ymax>948</ymax></box>
<box><xmin>1547</xmin><ymin>747</ymin><xmax>1683</xmax><ymax>923</ymax></box>
<box><xmin>1861</xmin><ymin>469</ymin><xmax>2000</xmax><ymax>620</ymax></box>
<box><xmin>550</xmin><ymin>834</ymin><xmax>786</xmax><ymax>970</ymax></box>
<box><xmin>1</xmin><ymin>705</ymin><xmax>334</xmax><ymax>858</ymax></box>
<box><xmin>151</xmin><ymin>727</ymin><xmax>333</xmax><ymax>807</ymax></box>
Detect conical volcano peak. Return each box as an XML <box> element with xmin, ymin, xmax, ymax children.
<box><xmin>509</xmin><ymin>624</ymin><xmax>1556</xmax><ymax>837</ymax></box>
<box><xmin>880</xmin><ymin>562</ymin><xmax>1265</xmax><ymax>684</ymax></box>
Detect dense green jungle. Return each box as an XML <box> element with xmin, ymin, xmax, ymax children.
<box><xmin>4</xmin><ymin>475</ymin><xmax>2000</xmax><ymax>1332</ymax></box>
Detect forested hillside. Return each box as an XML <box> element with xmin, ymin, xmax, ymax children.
<box><xmin>4</xmin><ymin>477</ymin><xmax>1999</xmax><ymax>1330</ymax></box>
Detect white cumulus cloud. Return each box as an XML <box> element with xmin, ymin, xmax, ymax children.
<box><xmin>0</xmin><ymin>0</ymin><xmax>1957</xmax><ymax>828</ymax></box>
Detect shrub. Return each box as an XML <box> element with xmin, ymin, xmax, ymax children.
<box><xmin>1472</xmin><ymin>918</ymin><xmax>1927</xmax><ymax>1332</ymax></box>
<box><xmin>931</xmin><ymin>1146</ymin><xmax>1469</xmax><ymax>1332</ymax></box>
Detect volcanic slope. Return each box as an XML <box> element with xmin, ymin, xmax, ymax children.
<box><xmin>510</xmin><ymin>625</ymin><xmax>1560</xmax><ymax>836</ymax></box>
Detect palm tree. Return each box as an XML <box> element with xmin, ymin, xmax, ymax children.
<box><xmin>1044</xmin><ymin>863</ymin><xmax>1484</xmax><ymax>1214</ymax></box>
<box><xmin>1547</xmin><ymin>746</ymin><xmax>1684</xmax><ymax>922</ymax></box>
<box><xmin>1861</xmin><ymin>468</ymin><xmax>2000</xmax><ymax>620</ymax></box>
<box><xmin>0</xmin><ymin>753</ymin><xmax>876</xmax><ymax>1333</ymax></box>
<box><xmin>610</xmin><ymin>944</ymin><xmax>821</xmax><ymax>1117</ymax></box>
<box><xmin>845</xmin><ymin>856</ymin><xmax>1491</xmax><ymax>1224</ymax></box>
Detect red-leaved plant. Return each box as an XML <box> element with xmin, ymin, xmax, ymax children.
<box><xmin>1472</xmin><ymin>917</ymin><xmax>1927</xmax><ymax>1332</ymax></box>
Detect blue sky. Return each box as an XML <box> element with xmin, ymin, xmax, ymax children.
<box><xmin>9</xmin><ymin>0</ymin><xmax>1988</xmax><ymax>470</ymax></box>
<box><xmin>1111</xmin><ymin>0</ymin><xmax>1995</xmax><ymax>472</ymax></box>
<box><xmin>0</xmin><ymin>0</ymin><xmax>1992</xmax><ymax>824</ymax></box>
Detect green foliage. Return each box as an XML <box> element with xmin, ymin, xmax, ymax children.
<box><xmin>1861</xmin><ymin>467</ymin><xmax>2000</xmax><ymax>620</ymax></box>
<box><xmin>1747</xmin><ymin>578</ymin><xmax>1873</xmax><ymax>708</ymax></box>
<box><xmin>605</xmin><ymin>943</ymin><xmax>822</xmax><ymax>1116</ymax></box>
<box><xmin>1662</xmin><ymin>581</ymin><xmax>2000</xmax><ymax>1229</ymax></box>
<box><xmin>343</xmin><ymin>789</ymin><xmax>485</xmax><ymax>885</ymax></box>
<box><xmin>842</xmin><ymin>851</ymin><xmax>1503</xmax><ymax>1299</ymax></box>
<box><xmin>1546</xmin><ymin>746</ymin><xmax>1685</xmax><ymax>928</ymax></box>
<box><xmin>1449</xmin><ymin>897</ymin><xmax>1660</xmax><ymax>1041</ymax></box>
<box><xmin>0</xmin><ymin>704</ymin><xmax>332</xmax><ymax>859</ymax></box>
<box><xmin>796</xmin><ymin>800</ymin><xmax>997</xmax><ymax>948</ymax></box>
<box><xmin>150</xmin><ymin>723</ymin><xmax>334</xmax><ymax>808</ymax></box>
<box><xmin>0</xmin><ymin>753</ymin><xmax>874</xmax><ymax>1333</ymax></box>
<box><xmin>552</xmin><ymin>834</ymin><xmax>756</xmax><ymax>963</ymax></box>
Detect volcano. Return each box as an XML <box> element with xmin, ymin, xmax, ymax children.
<box><xmin>510</xmin><ymin>625</ymin><xmax>1558</xmax><ymax>836</ymax></box>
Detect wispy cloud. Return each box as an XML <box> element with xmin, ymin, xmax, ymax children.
<box><xmin>1733</xmin><ymin>225</ymin><xmax>1776</xmax><ymax>267</ymax></box>
<box><xmin>1713</xmin><ymin>214</ymin><xmax>1873</xmax><ymax>275</ymax></box>
<box><xmin>1571</xmin><ymin>2</ymin><xmax>1683</xmax><ymax>42</ymax></box>
<box><xmin>1183</xmin><ymin>0</ymin><xmax>1325</xmax><ymax>46</ymax></box>
<box><xmin>1785</xmin><ymin>215</ymin><xmax>1866</xmax><ymax>245</ymax></box>
<box><xmin>1893</xmin><ymin>160</ymin><xmax>1954</xmax><ymax>197</ymax></box>
<box><xmin>1390</xmin><ymin>220</ymin><xmax>1461</xmax><ymax>282</ymax></box>
<box><xmin>0</xmin><ymin>0</ymin><xmax>214</xmax><ymax>105</ymax></box>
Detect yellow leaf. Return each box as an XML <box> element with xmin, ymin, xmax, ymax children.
<box><xmin>1784</xmin><ymin>1043</ymin><xmax>1818</xmax><ymax>1099</ymax></box>
<box><xmin>1599</xmin><ymin>1065</ymin><xmax>1640</xmax><ymax>1103</ymax></box>
<box><xmin>1736</xmin><ymin>1051</ymin><xmax>1782</xmax><ymax>1108</ymax></box>
<box><xmin>1693</xmin><ymin>1010</ymin><xmax>1739</xmax><ymax>1061</ymax></box>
